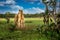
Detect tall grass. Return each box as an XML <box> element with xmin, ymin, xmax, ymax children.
<box><xmin>0</xmin><ymin>18</ymin><xmax>50</xmax><ymax>40</ymax></box>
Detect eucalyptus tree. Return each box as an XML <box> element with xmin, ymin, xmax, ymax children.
<box><xmin>42</xmin><ymin>0</ymin><xmax>50</xmax><ymax>26</ymax></box>
<box><xmin>49</xmin><ymin>0</ymin><xmax>57</xmax><ymax>25</ymax></box>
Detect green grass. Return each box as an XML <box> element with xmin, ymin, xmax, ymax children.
<box><xmin>0</xmin><ymin>18</ymin><xmax>49</xmax><ymax>40</ymax></box>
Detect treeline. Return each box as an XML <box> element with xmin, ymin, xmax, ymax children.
<box><xmin>0</xmin><ymin>14</ymin><xmax>15</xmax><ymax>18</ymax></box>
<box><xmin>24</xmin><ymin>13</ymin><xmax>44</xmax><ymax>18</ymax></box>
<box><xmin>0</xmin><ymin>13</ymin><xmax>44</xmax><ymax>18</ymax></box>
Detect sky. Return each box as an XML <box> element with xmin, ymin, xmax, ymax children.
<box><xmin>0</xmin><ymin>0</ymin><xmax>59</xmax><ymax>14</ymax></box>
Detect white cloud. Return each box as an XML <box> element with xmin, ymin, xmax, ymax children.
<box><xmin>4</xmin><ymin>5</ymin><xmax>24</xmax><ymax>13</ymax></box>
<box><xmin>23</xmin><ymin>7</ymin><xmax>44</xmax><ymax>14</ymax></box>
<box><xmin>0</xmin><ymin>4</ymin><xmax>4</xmax><ymax>6</ymax></box>
<box><xmin>6</xmin><ymin>7</ymin><xmax>44</xmax><ymax>14</ymax></box>
<box><xmin>28</xmin><ymin>0</ymin><xmax>42</xmax><ymax>4</ymax></box>
<box><xmin>40</xmin><ymin>0</ymin><xmax>42</xmax><ymax>2</ymax></box>
<box><xmin>0</xmin><ymin>2</ymin><xmax>5</xmax><ymax>6</ymax></box>
<box><xmin>0</xmin><ymin>4</ymin><xmax>44</xmax><ymax>14</ymax></box>
<box><xmin>10</xmin><ymin>7</ymin><xmax>44</xmax><ymax>14</ymax></box>
<box><xmin>44</xmin><ymin>0</ymin><xmax>48</xmax><ymax>2</ymax></box>
<box><xmin>10</xmin><ymin>5</ymin><xmax>24</xmax><ymax>10</ymax></box>
<box><xmin>6</xmin><ymin>0</ymin><xmax>15</xmax><ymax>4</ymax></box>
<box><xmin>0</xmin><ymin>0</ymin><xmax>45</xmax><ymax>14</ymax></box>
<box><xmin>56</xmin><ymin>7</ymin><xmax>60</xmax><ymax>13</ymax></box>
<box><xmin>5</xmin><ymin>5</ymin><xmax>24</xmax><ymax>13</ymax></box>
<box><xmin>0</xmin><ymin>0</ymin><xmax>16</xmax><ymax>6</ymax></box>
<box><xmin>23</xmin><ymin>9</ymin><xmax>29</xmax><ymax>14</ymax></box>
<box><xmin>9</xmin><ymin>11</ymin><xmax>18</xmax><ymax>13</ymax></box>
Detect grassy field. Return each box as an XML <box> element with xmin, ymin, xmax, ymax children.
<box><xmin>0</xmin><ymin>18</ymin><xmax>44</xmax><ymax>29</ymax></box>
<box><xmin>0</xmin><ymin>18</ymin><xmax>49</xmax><ymax>40</ymax></box>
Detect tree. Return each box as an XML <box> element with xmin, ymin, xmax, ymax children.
<box><xmin>5</xmin><ymin>12</ymin><xmax>10</xmax><ymax>23</ymax></box>
<box><xmin>42</xmin><ymin>0</ymin><xmax>49</xmax><ymax>26</ymax></box>
<box><xmin>49</xmin><ymin>0</ymin><xmax>57</xmax><ymax>25</ymax></box>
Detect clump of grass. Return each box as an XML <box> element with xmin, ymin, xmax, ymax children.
<box><xmin>25</xmin><ymin>21</ymin><xmax>32</xmax><ymax>23</ymax></box>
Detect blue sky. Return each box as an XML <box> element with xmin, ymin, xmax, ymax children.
<box><xmin>0</xmin><ymin>0</ymin><xmax>59</xmax><ymax>14</ymax></box>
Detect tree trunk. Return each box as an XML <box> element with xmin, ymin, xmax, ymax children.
<box><xmin>45</xmin><ymin>5</ymin><xmax>49</xmax><ymax>26</ymax></box>
<box><xmin>53</xmin><ymin>7</ymin><xmax>57</xmax><ymax>25</ymax></box>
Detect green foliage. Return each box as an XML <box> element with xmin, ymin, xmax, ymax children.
<box><xmin>0</xmin><ymin>21</ymin><xmax>48</xmax><ymax>40</ymax></box>
<box><xmin>0</xmin><ymin>18</ymin><xmax>60</xmax><ymax>40</ymax></box>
